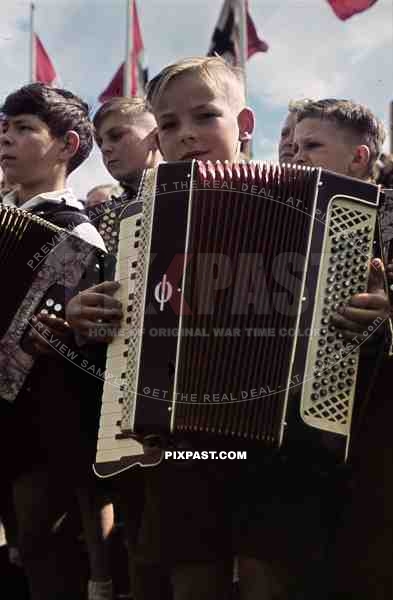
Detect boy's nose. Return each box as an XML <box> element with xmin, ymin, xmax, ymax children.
<box><xmin>0</xmin><ymin>132</ymin><xmax>12</xmax><ymax>146</ymax></box>
<box><xmin>101</xmin><ymin>142</ymin><xmax>112</xmax><ymax>157</ymax></box>
<box><xmin>293</xmin><ymin>149</ymin><xmax>306</xmax><ymax>165</ymax></box>
<box><xmin>178</xmin><ymin>122</ymin><xmax>196</xmax><ymax>143</ymax></box>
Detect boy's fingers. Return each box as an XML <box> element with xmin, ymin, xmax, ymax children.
<box><xmin>367</xmin><ymin>258</ymin><xmax>385</xmax><ymax>294</ymax></box>
<box><xmin>76</xmin><ymin>291</ymin><xmax>122</xmax><ymax>309</ymax></box>
<box><xmin>34</xmin><ymin>314</ymin><xmax>71</xmax><ymax>332</ymax></box>
<box><xmin>87</xmin><ymin>281</ymin><xmax>120</xmax><ymax>296</ymax></box>
<box><xmin>347</xmin><ymin>293</ymin><xmax>388</xmax><ymax>311</ymax></box>
<box><xmin>75</xmin><ymin>306</ymin><xmax>123</xmax><ymax>321</ymax></box>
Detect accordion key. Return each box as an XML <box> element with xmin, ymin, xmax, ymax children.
<box><xmin>95</xmin><ymin>161</ymin><xmax>381</xmax><ymax>477</ymax></box>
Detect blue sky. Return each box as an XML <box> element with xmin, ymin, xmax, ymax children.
<box><xmin>0</xmin><ymin>0</ymin><xmax>391</xmax><ymax>197</ymax></box>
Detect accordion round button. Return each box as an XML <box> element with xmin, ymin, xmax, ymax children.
<box><xmin>54</xmin><ymin>304</ymin><xmax>62</xmax><ymax>312</ymax></box>
<box><xmin>46</xmin><ymin>298</ymin><xmax>54</xmax><ymax>307</ymax></box>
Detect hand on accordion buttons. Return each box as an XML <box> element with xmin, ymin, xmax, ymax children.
<box><xmin>331</xmin><ymin>258</ymin><xmax>390</xmax><ymax>343</ymax></box>
<box><xmin>27</xmin><ymin>313</ymin><xmax>72</xmax><ymax>356</ymax></box>
<box><xmin>65</xmin><ymin>280</ymin><xmax>123</xmax><ymax>343</ymax></box>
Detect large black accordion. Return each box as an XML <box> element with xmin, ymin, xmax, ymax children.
<box><xmin>0</xmin><ymin>205</ymin><xmax>103</xmax><ymax>402</ymax></box>
<box><xmin>95</xmin><ymin>161</ymin><xmax>382</xmax><ymax>477</ymax></box>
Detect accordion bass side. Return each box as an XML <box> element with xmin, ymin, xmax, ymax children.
<box><xmin>0</xmin><ymin>206</ymin><xmax>104</xmax><ymax>402</ymax></box>
<box><xmin>95</xmin><ymin>161</ymin><xmax>381</xmax><ymax>477</ymax></box>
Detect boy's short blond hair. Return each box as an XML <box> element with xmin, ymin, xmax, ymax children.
<box><xmin>93</xmin><ymin>96</ymin><xmax>153</xmax><ymax>133</ymax></box>
<box><xmin>146</xmin><ymin>56</ymin><xmax>246</xmax><ymax>111</ymax></box>
<box><xmin>296</xmin><ymin>98</ymin><xmax>386</xmax><ymax>178</ymax></box>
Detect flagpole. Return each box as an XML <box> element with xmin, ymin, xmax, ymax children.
<box><xmin>238</xmin><ymin>0</ymin><xmax>247</xmax><ymax>101</ymax></box>
<box><xmin>124</xmin><ymin>0</ymin><xmax>132</xmax><ymax>96</ymax></box>
<box><xmin>30</xmin><ymin>2</ymin><xmax>36</xmax><ymax>83</ymax></box>
<box><xmin>239</xmin><ymin>0</ymin><xmax>252</xmax><ymax>158</ymax></box>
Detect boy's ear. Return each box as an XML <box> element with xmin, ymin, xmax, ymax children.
<box><xmin>349</xmin><ymin>144</ymin><xmax>370</xmax><ymax>178</ymax></box>
<box><xmin>238</xmin><ymin>107</ymin><xmax>255</xmax><ymax>142</ymax></box>
<box><xmin>60</xmin><ymin>130</ymin><xmax>80</xmax><ymax>162</ymax></box>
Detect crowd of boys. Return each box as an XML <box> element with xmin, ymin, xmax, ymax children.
<box><xmin>0</xmin><ymin>55</ymin><xmax>392</xmax><ymax>600</ymax></box>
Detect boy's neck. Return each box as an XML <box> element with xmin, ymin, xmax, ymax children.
<box><xmin>16</xmin><ymin>174</ymin><xmax>68</xmax><ymax>206</ymax></box>
<box><xmin>120</xmin><ymin>170</ymin><xmax>142</xmax><ymax>191</ymax></box>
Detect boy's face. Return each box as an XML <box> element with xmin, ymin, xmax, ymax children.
<box><xmin>0</xmin><ymin>114</ymin><xmax>65</xmax><ymax>186</ymax></box>
<box><xmin>278</xmin><ymin>111</ymin><xmax>297</xmax><ymax>164</ymax></box>
<box><xmin>293</xmin><ymin>117</ymin><xmax>361</xmax><ymax>177</ymax></box>
<box><xmin>96</xmin><ymin>112</ymin><xmax>161</xmax><ymax>183</ymax></box>
<box><xmin>154</xmin><ymin>73</ymin><xmax>250</xmax><ymax>163</ymax></box>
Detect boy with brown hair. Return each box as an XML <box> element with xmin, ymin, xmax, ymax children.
<box><xmin>292</xmin><ymin>98</ymin><xmax>393</xmax><ymax>600</ymax></box>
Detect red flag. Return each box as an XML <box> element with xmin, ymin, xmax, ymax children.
<box><xmin>35</xmin><ymin>34</ymin><xmax>58</xmax><ymax>86</ymax></box>
<box><xmin>327</xmin><ymin>0</ymin><xmax>378</xmax><ymax>20</ymax></box>
<box><xmin>208</xmin><ymin>0</ymin><xmax>268</xmax><ymax>65</ymax></box>
<box><xmin>99</xmin><ymin>0</ymin><xmax>147</xmax><ymax>102</ymax></box>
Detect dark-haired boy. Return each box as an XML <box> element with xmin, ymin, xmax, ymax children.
<box><xmin>0</xmin><ymin>83</ymin><xmax>114</xmax><ymax>600</ymax></box>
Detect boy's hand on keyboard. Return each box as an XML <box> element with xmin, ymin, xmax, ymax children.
<box><xmin>331</xmin><ymin>259</ymin><xmax>389</xmax><ymax>344</ymax></box>
<box><xmin>66</xmin><ymin>281</ymin><xmax>123</xmax><ymax>343</ymax></box>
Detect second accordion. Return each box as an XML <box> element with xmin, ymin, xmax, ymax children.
<box><xmin>95</xmin><ymin>160</ymin><xmax>382</xmax><ymax>477</ymax></box>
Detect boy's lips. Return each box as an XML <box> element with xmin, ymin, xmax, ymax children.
<box><xmin>0</xmin><ymin>155</ymin><xmax>16</xmax><ymax>164</ymax></box>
